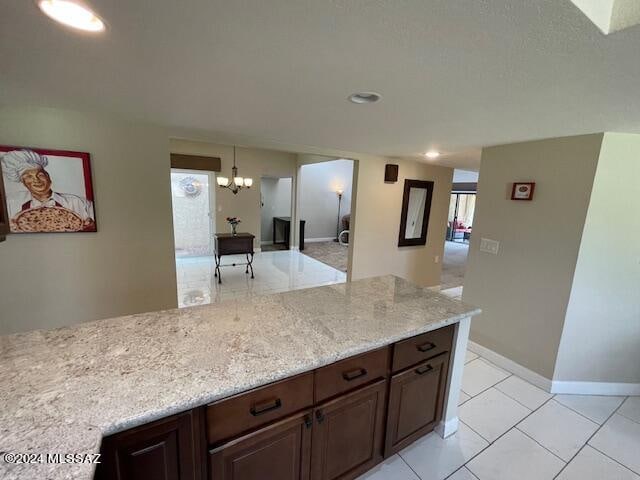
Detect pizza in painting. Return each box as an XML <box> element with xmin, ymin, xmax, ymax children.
<box><xmin>13</xmin><ymin>206</ymin><xmax>84</xmax><ymax>233</ymax></box>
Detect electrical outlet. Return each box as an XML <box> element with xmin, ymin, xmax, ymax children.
<box><xmin>480</xmin><ymin>238</ymin><xmax>500</xmax><ymax>255</ymax></box>
<box><xmin>434</xmin><ymin>255</ymin><xmax>440</xmax><ymax>264</ymax></box>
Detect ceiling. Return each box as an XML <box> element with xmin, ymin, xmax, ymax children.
<box><xmin>2</xmin><ymin>0</ymin><xmax>640</xmax><ymax>170</ymax></box>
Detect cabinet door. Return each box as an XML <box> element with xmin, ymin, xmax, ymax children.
<box><xmin>97</xmin><ymin>409</ymin><xmax>204</xmax><ymax>480</ymax></box>
<box><xmin>311</xmin><ymin>380</ymin><xmax>386</xmax><ymax>480</ymax></box>
<box><xmin>384</xmin><ymin>353</ymin><xmax>449</xmax><ymax>457</ymax></box>
<box><xmin>209</xmin><ymin>410</ymin><xmax>312</xmax><ymax>480</ymax></box>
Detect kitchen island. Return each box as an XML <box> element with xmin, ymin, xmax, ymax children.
<box><xmin>0</xmin><ymin>275</ymin><xmax>479</xmax><ymax>480</ymax></box>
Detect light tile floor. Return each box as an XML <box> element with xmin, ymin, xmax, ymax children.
<box><xmin>358</xmin><ymin>349</ymin><xmax>640</xmax><ymax>480</ymax></box>
<box><xmin>175</xmin><ymin>250</ymin><xmax>346</xmax><ymax>307</ymax></box>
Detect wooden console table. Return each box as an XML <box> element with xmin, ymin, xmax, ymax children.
<box><xmin>273</xmin><ymin>216</ymin><xmax>306</xmax><ymax>250</ymax></box>
<box><xmin>214</xmin><ymin>233</ymin><xmax>255</xmax><ymax>284</ymax></box>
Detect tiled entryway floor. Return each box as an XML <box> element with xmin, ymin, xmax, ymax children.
<box><xmin>175</xmin><ymin>250</ymin><xmax>346</xmax><ymax>307</ymax></box>
<box><xmin>359</xmin><ymin>350</ymin><xmax>640</xmax><ymax>480</ymax></box>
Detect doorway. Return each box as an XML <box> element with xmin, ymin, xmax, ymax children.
<box><xmin>260</xmin><ymin>176</ymin><xmax>293</xmax><ymax>251</ymax></box>
<box><xmin>441</xmin><ymin>191</ymin><xmax>476</xmax><ymax>292</ymax></box>
<box><xmin>170</xmin><ymin>169</ymin><xmax>216</xmax><ymax>257</ymax></box>
<box><xmin>297</xmin><ymin>158</ymin><xmax>354</xmax><ymax>273</ymax></box>
<box><xmin>447</xmin><ymin>192</ymin><xmax>476</xmax><ymax>244</ymax></box>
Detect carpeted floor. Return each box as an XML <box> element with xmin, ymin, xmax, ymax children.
<box><xmin>302</xmin><ymin>241</ymin><xmax>348</xmax><ymax>272</ymax></box>
<box><xmin>440</xmin><ymin>241</ymin><xmax>468</xmax><ymax>289</ymax></box>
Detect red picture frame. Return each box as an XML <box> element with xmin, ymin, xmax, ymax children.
<box><xmin>511</xmin><ymin>182</ymin><xmax>535</xmax><ymax>201</ymax></box>
<box><xmin>0</xmin><ymin>145</ymin><xmax>97</xmax><ymax>233</ymax></box>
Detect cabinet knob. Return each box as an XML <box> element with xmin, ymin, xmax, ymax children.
<box><xmin>315</xmin><ymin>409</ymin><xmax>325</xmax><ymax>424</ymax></box>
<box><xmin>304</xmin><ymin>415</ymin><xmax>313</xmax><ymax>429</ymax></box>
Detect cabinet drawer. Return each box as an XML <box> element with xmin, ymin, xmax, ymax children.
<box><xmin>392</xmin><ymin>325</ymin><xmax>454</xmax><ymax>373</ymax></box>
<box><xmin>215</xmin><ymin>237</ymin><xmax>253</xmax><ymax>255</ymax></box>
<box><xmin>206</xmin><ymin>372</ymin><xmax>314</xmax><ymax>446</ymax></box>
<box><xmin>314</xmin><ymin>347</ymin><xmax>390</xmax><ymax>403</ymax></box>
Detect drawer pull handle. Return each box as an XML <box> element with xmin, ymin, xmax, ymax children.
<box><xmin>417</xmin><ymin>342</ymin><xmax>436</xmax><ymax>353</ymax></box>
<box><xmin>250</xmin><ymin>398</ymin><xmax>282</xmax><ymax>416</ymax></box>
<box><xmin>316</xmin><ymin>409</ymin><xmax>325</xmax><ymax>424</ymax></box>
<box><xmin>342</xmin><ymin>368</ymin><xmax>368</xmax><ymax>381</ymax></box>
<box><xmin>415</xmin><ymin>364</ymin><xmax>433</xmax><ymax>375</ymax></box>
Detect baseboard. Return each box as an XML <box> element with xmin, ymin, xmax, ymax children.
<box><xmin>550</xmin><ymin>381</ymin><xmax>640</xmax><ymax>396</ymax></box>
<box><xmin>435</xmin><ymin>417</ymin><xmax>459</xmax><ymax>438</ymax></box>
<box><xmin>291</xmin><ymin>246</ymin><xmax>300</xmax><ymax>251</ymax></box>
<box><xmin>468</xmin><ymin>341</ymin><xmax>640</xmax><ymax>396</ymax></box>
<box><xmin>304</xmin><ymin>237</ymin><xmax>336</xmax><ymax>243</ymax></box>
<box><xmin>467</xmin><ymin>341</ymin><xmax>553</xmax><ymax>392</ymax></box>
<box><xmin>254</xmin><ymin>247</ymin><xmax>262</xmax><ymax>253</ymax></box>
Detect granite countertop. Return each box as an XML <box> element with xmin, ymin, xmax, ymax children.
<box><xmin>0</xmin><ymin>275</ymin><xmax>479</xmax><ymax>480</ymax></box>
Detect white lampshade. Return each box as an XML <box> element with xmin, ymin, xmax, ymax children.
<box><xmin>234</xmin><ymin>177</ymin><xmax>244</xmax><ymax>186</ymax></box>
<box><xmin>244</xmin><ymin>178</ymin><xmax>253</xmax><ymax>187</ymax></box>
<box><xmin>216</xmin><ymin>176</ymin><xmax>229</xmax><ymax>187</ymax></box>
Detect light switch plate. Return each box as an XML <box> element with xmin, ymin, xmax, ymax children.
<box><xmin>480</xmin><ymin>238</ymin><xmax>500</xmax><ymax>255</ymax></box>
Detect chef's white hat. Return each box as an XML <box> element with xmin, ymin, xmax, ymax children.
<box><xmin>1</xmin><ymin>149</ymin><xmax>49</xmax><ymax>182</ymax></box>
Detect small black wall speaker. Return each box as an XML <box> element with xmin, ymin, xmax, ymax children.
<box><xmin>384</xmin><ymin>164</ymin><xmax>399</xmax><ymax>183</ymax></box>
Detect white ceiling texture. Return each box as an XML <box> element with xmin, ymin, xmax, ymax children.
<box><xmin>2</xmin><ymin>0</ymin><xmax>640</xmax><ymax>169</ymax></box>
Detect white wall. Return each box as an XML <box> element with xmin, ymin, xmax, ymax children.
<box><xmin>299</xmin><ymin>159</ymin><xmax>353</xmax><ymax>240</ymax></box>
<box><xmin>464</xmin><ymin>134</ymin><xmax>603</xmax><ymax>378</ymax></box>
<box><xmin>348</xmin><ymin>157</ymin><xmax>453</xmax><ymax>287</ymax></box>
<box><xmin>0</xmin><ymin>106</ymin><xmax>178</xmax><ymax>334</ymax></box>
<box><xmin>554</xmin><ymin>133</ymin><xmax>640</xmax><ymax>384</ymax></box>
<box><xmin>260</xmin><ymin>177</ymin><xmax>292</xmax><ymax>243</ymax></box>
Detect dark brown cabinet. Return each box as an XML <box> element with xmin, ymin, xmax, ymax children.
<box><xmin>209</xmin><ymin>410</ymin><xmax>312</xmax><ymax>480</ymax></box>
<box><xmin>95</xmin><ymin>325</ymin><xmax>455</xmax><ymax>480</ymax></box>
<box><xmin>97</xmin><ymin>410</ymin><xmax>204</xmax><ymax>480</ymax></box>
<box><xmin>384</xmin><ymin>353</ymin><xmax>450</xmax><ymax>456</ymax></box>
<box><xmin>311</xmin><ymin>380</ymin><xmax>387</xmax><ymax>480</ymax></box>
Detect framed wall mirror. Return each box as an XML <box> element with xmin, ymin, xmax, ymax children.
<box><xmin>398</xmin><ymin>179</ymin><xmax>434</xmax><ymax>247</ymax></box>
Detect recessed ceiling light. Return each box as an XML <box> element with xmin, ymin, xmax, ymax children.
<box><xmin>348</xmin><ymin>92</ymin><xmax>381</xmax><ymax>104</ymax></box>
<box><xmin>38</xmin><ymin>0</ymin><xmax>105</xmax><ymax>32</ymax></box>
<box><xmin>424</xmin><ymin>151</ymin><xmax>440</xmax><ymax>159</ymax></box>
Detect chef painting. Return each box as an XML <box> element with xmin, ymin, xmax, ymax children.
<box><xmin>0</xmin><ymin>147</ymin><xmax>97</xmax><ymax>233</ymax></box>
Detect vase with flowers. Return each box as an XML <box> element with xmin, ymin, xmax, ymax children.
<box><xmin>226</xmin><ymin>217</ymin><xmax>241</xmax><ymax>236</ymax></box>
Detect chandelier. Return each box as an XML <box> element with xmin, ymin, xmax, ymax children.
<box><xmin>216</xmin><ymin>146</ymin><xmax>253</xmax><ymax>194</ymax></box>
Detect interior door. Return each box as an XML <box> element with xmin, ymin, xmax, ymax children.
<box><xmin>170</xmin><ymin>170</ymin><xmax>215</xmax><ymax>257</ymax></box>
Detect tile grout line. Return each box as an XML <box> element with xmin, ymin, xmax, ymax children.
<box><xmin>460</xmin><ymin>352</ymin><xmax>629</xmax><ymax>478</ymax></box>
<box><xmin>469</xmin><ymin>354</ymin><xmax>604</xmax><ymax>468</ymax></box>
<box><xmin>463</xmin><ymin>352</ymin><xmax>640</xmax><ymax>479</ymax></box>
<box><xmin>514</xmin><ymin>426</ymin><xmax>570</xmax><ymax>464</ymax></box>
<box><xmin>396</xmin><ymin>451</ymin><xmax>427</xmax><ymax>480</ymax></box>
<box><xmin>587</xmin><ymin>443</ymin><xmax>640</xmax><ymax>477</ymax></box>
<box><xmin>493</xmin><ymin>380</ymin><xmax>554</xmax><ymax>412</ymax></box>
<box><xmin>462</xmin><ymin>394</ymin><xmax>566</xmax><ymax>477</ymax></box>
<box><xmin>443</xmin><ymin>465</ymin><xmax>480</xmax><ymax>480</ymax></box>
<box><xmin>463</xmin><ymin>369</ymin><xmax>513</xmax><ymax>400</ymax></box>
<box><xmin>551</xmin><ymin>395</ymin><xmax>636</xmax><ymax>479</ymax></box>
<box><xmin>553</xmin><ymin>396</ymin><xmax>626</xmax><ymax>426</ymax></box>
